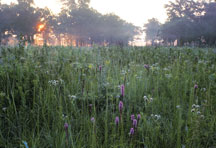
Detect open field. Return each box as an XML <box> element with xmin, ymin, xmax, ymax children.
<box><xmin>0</xmin><ymin>46</ymin><xmax>216</xmax><ymax>148</ymax></box>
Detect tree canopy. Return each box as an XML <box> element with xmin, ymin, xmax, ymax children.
<box><xmin>0</xmin><ymin>0</ymin><xmax>139</xmax><ymax>46</ymax></box>
<box><xmin>144</xmin><ymin>0</ymin><xmax>216</xmax><ymax>46</ymax></box>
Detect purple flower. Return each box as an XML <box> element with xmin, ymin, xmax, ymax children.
<box><xmin>144</xmin><ymin>64</ymin><xmax>150</xmax><ymax>69</ymax></box>
<box><xmin>194</xmin><ymin>84</ymin><xmax>198</xmax><ymax>89</ymax></box>
<box><xmin>64</xmin><ymin>123</ymin><xmax>69</xmax><ymax>130</ymax></box>
<box><xmin>121</xmin><ymin>84</ymin><xmax>125</xmax><ymax>97</ymax></box>
<box><xmin>91</xmin><ymin>117</ymin><xmax>95</xmax><ymax>123</ymax></box>
<box><xmin>133</xmin><ymin>119</ymin><xmax>137</xmax><ymax>128</ymax></box>
<box><xmin>64</xmin><ymin>123</ymin><xmax>69</xmax><ymax>140</ymax></box>
<box><xmin>131</xmin><ymin>114</ymin><xmax>135</xmax><ymax>120</ymax></box>
<box><xmin>129</xmin><ymin>128</ymin><xmax>134</xmax><ymax>135</ymax></box>
<box><xmin>119</xmin><ymin>101</ymin><xmax>123</xmax><ymax>113</ymax></box>
<box><xmin>137</xmin><ymin>114</ymin><xmax>141</xmax><ymax>120</ymax></box>
<box><xmin>115</xmin><ymin>116</ymin><xmax>119</xmax><ymax>125</ymax></box>
<box><xmin>99</xmin><ymin>65</ymin><xmax>102</xmax><ymax>71</ymax></box>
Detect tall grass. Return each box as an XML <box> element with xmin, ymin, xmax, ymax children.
<box><xmin>0</xmin><ymin>46</ymin><xmax>216</xmax><ymax>148</ymax></box>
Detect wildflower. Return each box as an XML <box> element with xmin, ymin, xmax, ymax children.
<box><xmin>194</xmin><ymin>84</ymin><xmax>198</xmax><ymax>89</ymax></box>
<box><xmin>99</xmin><ymin>65</ymin><xmax>102</xmax><ymax>71</ymax></box>
<box><xmin>133</xmin><ymin>119</ymin><xmax>137</xmax><ymax>128</ymax></box>
<box><xmin>137</xmin><ymin>114</ymin><xmax>141</xmax><ymax>120</ymax></box>
<box><xmin>115</xmin><ymin>116</ymin><xmax>119</xmax><ymax>125</ymax></box>
<box><xmin>131</xmin><ymin>114</ymin><xmax>135</xmax><ymax>121</ymax></box>
<box><xmin>91</xmin><ymin>117</ymin><xmax>95</xmax><ymax>123</ymax></box>
<box><xmin>149</xmin><ymin>97</ymin><xmax>153</xmax><ymax>102</ymax></box>
<box><xmin>197</xmin><ymin>111</ymin><xmax>201</xmax><ymax>115</ymax></box>
<box><xmin>64</xmin><ymin>123</ymin><xmax>69</xmax><ymax>131</ymax></box>
<box><xmin>119</xmin><ymin>101</ymin><xmax>123</xmax><ymax>113</ymax></box>
<box><xmin>129</xmin><ymin>128</ymin><xmax>134</xmax><ymax>136</ymax></box>
<box><xmin>22</xmin><ymin>141</ymin><xmax>29</xmax><ymax>148</ymax></box>
<box><xmin>144</xmin><ymin>64</ymin><xmax>150</xmax><ymax>70</ymax></box>
<box><xmin>143</xmin><ymin>96</ymin><xmax>148</xmax><ymax>101</ymax></box>
<box><xmin>192</xmin><ymin>104</ymin><xmax>196</xmax><ymax>108</ymax></box>
<box><xmin>191</xmin><ymin>108</ymin><xmax>195</xmax><ymax>112</ymax></box>
<box><xmin>121</xmin><ymin>84</ymin><xmax>125</xmax><ymax>97</ymax></box>
<box><xmin>155</xmin><ymin>115</ymin><xmax>161</xmax><ymax>120</ymax></box>
<box><xmin>88</xmin><ymin>64</ymin><xmax>93</xmax><ymax>69</ymax></box>
<box><xmin>64</xmin><ymin>123</ymin><xmax>69</xmax><ymax>144</ymax></box>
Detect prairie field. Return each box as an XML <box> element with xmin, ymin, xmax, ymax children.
<box><xmin>0</xmin><ymin>46</ymin><xmax>216</xmax><ymax>148</ymax></box>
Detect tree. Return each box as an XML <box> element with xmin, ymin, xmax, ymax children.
<box><xmin>144</xmin><ymin>18</ymin><xmax>161</xmax><ymax>45</ymax></box>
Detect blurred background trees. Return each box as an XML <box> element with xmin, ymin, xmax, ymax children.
<box><xmin>0</xmin><ymin>0</ymin><xmax>139</xmax><ymax>46</ymax></box>
<box><xmin>144</xmin><ymin>0</ymin><xmax>216</xmax><ymax>46</ymax></box>
<box><xmin>0</xmin><ymin>0</ymin><xmax>215</xmax><ymax>46</ymax></box>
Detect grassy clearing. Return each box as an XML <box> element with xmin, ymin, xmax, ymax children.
<box><xmin>0</xmin><ymin>46</ymin><xmax>216</xmax><ymax>148</ymax></box>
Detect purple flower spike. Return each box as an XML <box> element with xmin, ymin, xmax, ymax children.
<box><xmin>119</xmin><ymin>101</ymin><xmax>123</xmax><ymax>113</ymax></box>
<box><xmin>91</xmin><ymin>117</ymin><xmax>95</xmax><ymax>123</ymax></box>
<box><xmin>64</xmin><ymin>123</ymin><xmax>68</xmax><ymax>130</ymax></box>
<box><xmin>131</xmin><ymin>114</ymin><xmax>135</xmax><ymax>121</ymax></box>
<box><xmin>137</xmin><ymin>114</ymin><xmax>141</xmax><ymax>120</ymax></box>
<box><xmin>99</xmin><ymin>66</ymin><xmax>102</xmax><ymax>71</ymax></box>
<box><xmin>129</xmin><ymin>128</ymin><xmax>134</xmax><ymax>135</ymax></box>
<box><xmin>133</xmin><ymin>119</ymin><xmax>137</xmax><ymax>128</ymax></box>
<box><xmin>121</xmin><ymin>84</ymin><xmax>125</xmax><ymax>97</ymax></box>
<box><xmin>115</xmin><ymin>116</ymin><xmax>119</xmax><ymax>125</ymax></box>
<box><xmin>194</xmin><ymin>84</ymin><xmax>198</xmax><ymax>89</ymax></box>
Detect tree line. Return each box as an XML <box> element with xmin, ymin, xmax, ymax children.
<box><xmin>144</xmin><ymin>0</ymin><xmax>216</xmax><ymax>46</ymax></box>
<box><xmin>0</xmin><ymin>0</ymin><xmax>139</xmax><ymax>46</ymax></box>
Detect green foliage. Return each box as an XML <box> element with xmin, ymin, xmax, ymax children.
<box><xmin>0</xmin><ymin>46</ymin><xmax>216</xmax><ymax>147</ymax></box>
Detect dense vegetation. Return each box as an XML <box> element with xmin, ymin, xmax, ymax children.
<box><xmin>144</xmin><ymin>0</ymin><xmax>216</xmax><ymax>46</ymax></box>
<box><xmin>0</xmin><ymin>46</ymin><xmax>216</xmax><ymax>147</ymax></box>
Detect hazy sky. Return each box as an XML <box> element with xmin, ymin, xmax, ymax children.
<box><xmin>2</xmin><ymin>0</ymin><xmax>173</xmax><ymax>27</ymax></box>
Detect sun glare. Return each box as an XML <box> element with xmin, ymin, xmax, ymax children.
<box><xmin>37</xmin><ymin>24</ymin><xmax>45</xmax><ymax>32</ymax></box>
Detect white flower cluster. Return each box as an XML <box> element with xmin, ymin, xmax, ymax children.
<box><xmin>68</xmin><ymin>95</ymin><xmax>77</xmax><ymax>99</ymax></box>
<box><xmin>48</xmin><ymin>78</ymin><xmax>64</xmax><ymax>86</ymax></box>
<box><xmin>48</xmin><ymin>80</ymin><xmax>59</xmax><ymax>86</ymax></box>
<box><xmin>143</xmin><ymin>96</ymin><xmax>153</xmax><ymax>103</ymax></box>
<box><xmin>151</xmin><ymin>114</ymin><xmax>161</xmax><ymax>120</ymax></box>
<box><xmin>191</xmin><ymin>104</ymin><xmax>204</xmax><ymax>118</ymax></box>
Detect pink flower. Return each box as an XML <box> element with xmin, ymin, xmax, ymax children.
<box><xmin>121</xmin><ymin>84</ymin><xmax>125</xmax><ymax>97</ymax></box>
<box><xmin>99</xmin><ymin>65</ymin><xmax>102</xmax><ymax>71</ymax></box>
<box><xmin>129</xmin><ymin>128</ymin><xmax>134</xmax><ymax>135</ymax></box>
<box><xmin>131</xmin><ymin>114</ymin><xmax>135</xmax><ymax>120</ymax></box>
<box><xmin>119</xmin><ymin>101</ymin><xmax>123</xmax><ymax>113</ymax></box>
<box><xmin>133</xmin><ymin>119</ymin><xmax>137</xmax><ymax>128</ymax></box>
<box><xmin>137</xmin><ymin>114</ymin><xmax>141</xmax><ymax>120</ymax></box>
<box><xmin>91</xmin><ymin>117</ymin><xmax>95</xmax><ymax>123</ymax></box>
<box><xmin>115</xmin><ymin>116</ymin><xmax>119</xmax><ymax>125</ymax></box>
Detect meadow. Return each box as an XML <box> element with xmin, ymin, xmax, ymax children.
<box><xmin>0</xmin><ymin>45</ymin><xmax>216</xmax><ymax>148</ymax></box>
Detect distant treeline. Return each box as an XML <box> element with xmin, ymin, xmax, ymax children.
<box><xmin>0</xmin><ymin>0</ymin><xmax>139</xmax><ymax>46</ymax></box>
<box><xmin>144</xmin><ymin>0</ymin><xmax>216</xmax><ymax>46</ymax></box>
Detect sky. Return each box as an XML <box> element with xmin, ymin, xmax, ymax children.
<box><xmin>2</xmin><ymin>0</ymin><xmax>173</xmax><ymax>27</ymax></box>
